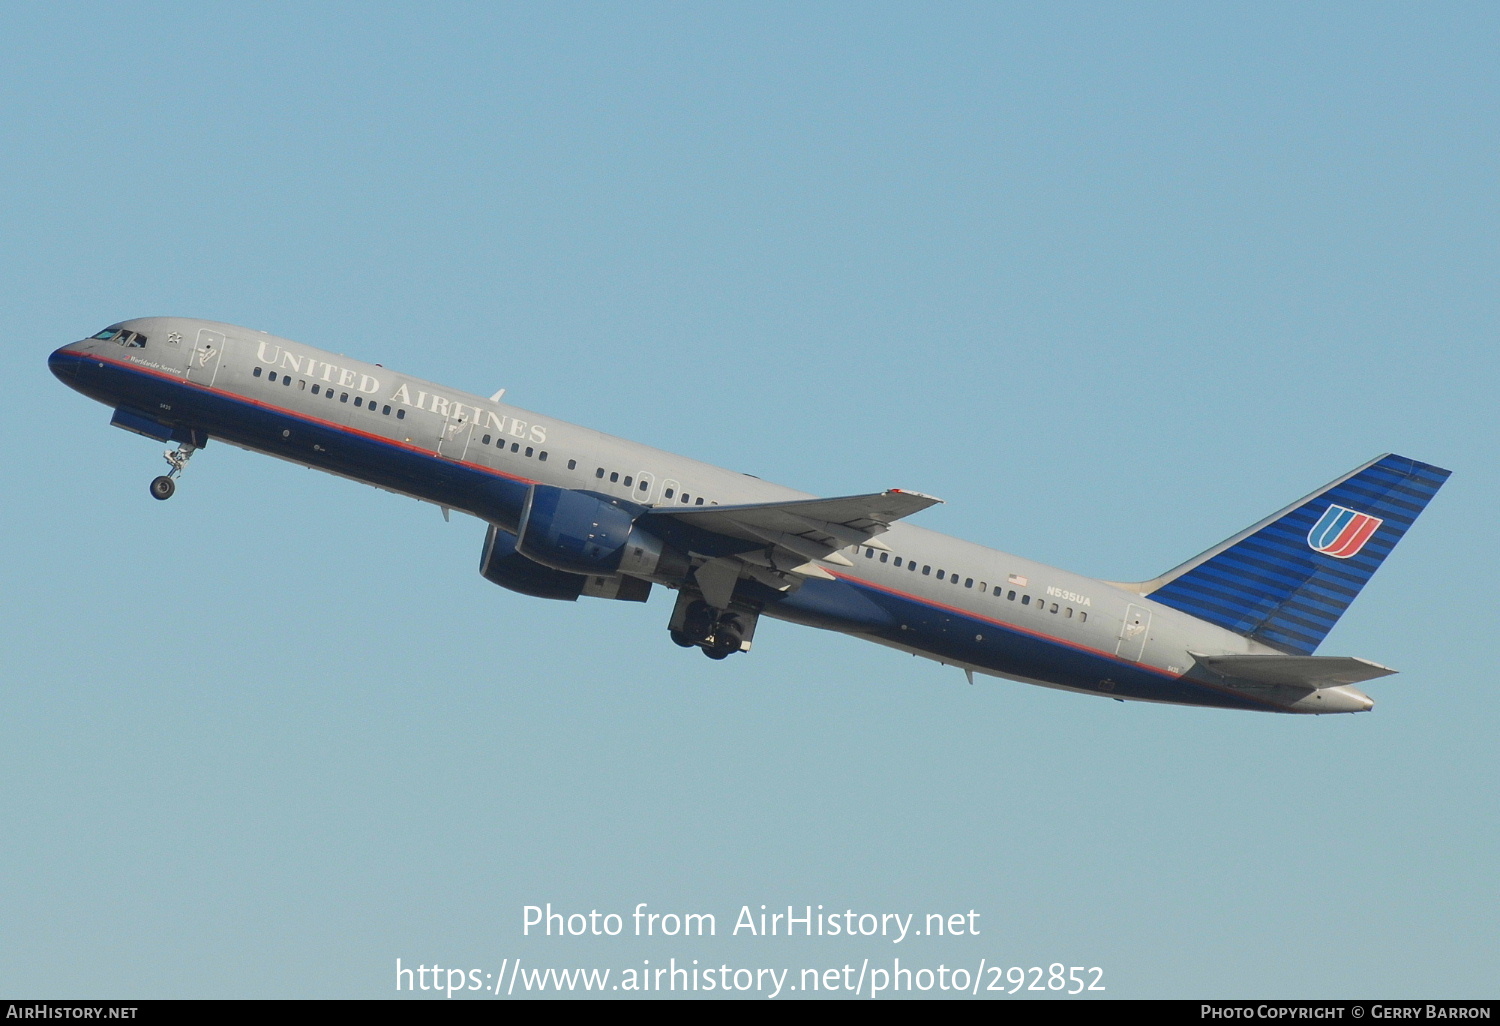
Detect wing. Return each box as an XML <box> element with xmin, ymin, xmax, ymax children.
<box><xmin>642</xmin><ymin>489</ymin><xmax>942</xmax><ymax>607</ymax></box>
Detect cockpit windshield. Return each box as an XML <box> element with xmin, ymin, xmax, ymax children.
<box><xmin>90</xmin><ymin>326</ymin><xmax>147</xmax><ymax>348</ymax></box>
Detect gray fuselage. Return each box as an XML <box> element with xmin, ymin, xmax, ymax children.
<box><xmin>49</xmin><ymin>317</ymin><xmax>1380</xmax><ymax>714</ymax></box>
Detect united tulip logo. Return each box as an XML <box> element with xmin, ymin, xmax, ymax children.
<box><xmin>1308</xmin><ymin>504</ymin><xmax>1383</xmax><ymax>559</ymax></box>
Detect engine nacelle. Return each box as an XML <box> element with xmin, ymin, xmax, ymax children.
<box><xmin>480</xmin><ymin>525</ymin><xmax>653</xmax><ymax>603</ymax></box>
<box><xmin>516</xmin><ymin>485</ymin><xmax>687</xmax><ymax>580</ymax></box>
<box><xmin>480</xmin><ymin>524</ymin><xmax>587</xmax><ymax>600</ymax></box>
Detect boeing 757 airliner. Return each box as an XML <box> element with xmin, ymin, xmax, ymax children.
<box><xmin>49</xmin><ymin>318</ymin><xmax>1450</xmax><ymax>713</ymax></box>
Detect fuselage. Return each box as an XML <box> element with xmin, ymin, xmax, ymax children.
<box><xmin>49</xmin><ymin>317</ymin><xmax>1378</xmax><ymax>713</ymax></box>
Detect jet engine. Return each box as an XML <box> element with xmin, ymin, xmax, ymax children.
<box><xmin>515</xmin><ymin>484</ymin><xmax>688</xmax><ymax>580</ymax></box>
<box><xmin>480</xmin><ymin>524</ymin><xmax>650</xmax><ymax>602</ymax></box>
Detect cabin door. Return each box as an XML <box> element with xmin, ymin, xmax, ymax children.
<box><xmin>187</xmin><ymin>328</ymin><xmax>225</xmax><ymax>387</ymax></box>
<box><xmin>438</xmin><ymin>409</ymin><xmax>474</xmax><ymax>460</ymax></box>
<box><xmin>1116</xmin><ymin>604</ymin><xmax>1152</xmax><ymax>662</ymax></box>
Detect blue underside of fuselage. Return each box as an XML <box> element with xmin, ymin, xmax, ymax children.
<box><xmin>61</xmin><ymin>351</ymin><xmax>1275</xmax><ymax>713</ymax></box>
<box><xmin>771</xmin><ymin>577</ymin><xmax>1270</xmax><ymax>711</ymax></box>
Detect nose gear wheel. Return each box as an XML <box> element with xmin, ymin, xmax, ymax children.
<box><xmin>149</xmin><ymin>442</ymin><xmax>199</xmax><ymax>500</ymax></box>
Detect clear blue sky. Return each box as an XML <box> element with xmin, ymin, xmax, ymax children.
<box><xmin>2</xmin><ymin>2</ymin><xmax>1495</xmax><ymax>998</ymax></box>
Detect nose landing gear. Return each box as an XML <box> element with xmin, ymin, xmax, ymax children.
<box><xmin>150</xmin><ymin>442</ymin><xmax>199</xmax><ymax>501</ymax></box>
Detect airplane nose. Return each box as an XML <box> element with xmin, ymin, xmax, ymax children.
<box><xmin>48</xmin><ymin>346</ymin><xmax>78</xmax><ymax>382</ymax></box>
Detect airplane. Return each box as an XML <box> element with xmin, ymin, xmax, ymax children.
<box><xmin>49</xmin><ymin>317</ymin><xmax>1450</xmax><ymax>714</ymax></box>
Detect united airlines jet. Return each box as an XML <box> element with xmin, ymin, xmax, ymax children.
<box><xmin>49</xmin><ymin>318</ymin><xmax>1450</xmax><ymax>714</ymax></box>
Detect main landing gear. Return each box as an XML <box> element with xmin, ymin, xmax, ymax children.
<box><xmin>669</xmin><ymin>597</ymin><xmax>755</xmax><ymax>660</ymax></box>
<box><xmin>149</xmin><ymin>442</ymin><xmax>199</xmax><ymax>501</ymax></box>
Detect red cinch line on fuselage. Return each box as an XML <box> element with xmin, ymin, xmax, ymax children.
<box><xmin>79</xmin><ymin>348</ymin><xmax>541</xmax><ymax>488</ymax></box>
<box><xmin>824</xmin><ymin>569</ymin><xmax>1288</xmax><ymax>710</ymax></box>
<box><xmin>75</xmin><ymin>349</ymin><xmax>1287</xmax><ymax>711</ymax></box>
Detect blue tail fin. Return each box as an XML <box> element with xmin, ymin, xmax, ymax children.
<box><xmin>1142</xmin><ymin>454</ymin><xmax>1450</xmax><ymax>654</ymax></box>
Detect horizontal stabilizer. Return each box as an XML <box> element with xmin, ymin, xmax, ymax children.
<box><xmin>1188</xmin><ymin>652</ymin><xmax>1397</xmax><ymax>689</ymax></box>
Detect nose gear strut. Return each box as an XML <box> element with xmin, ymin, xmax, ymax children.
<box><xmin>150</xmin><ymin>442</ymin><xmax>199</xmax><ymax>501</ymax></box>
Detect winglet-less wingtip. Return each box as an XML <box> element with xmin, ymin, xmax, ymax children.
<box><xmin>890</xmin><ymin>488</ymin><xmax>943</xmax><ymax>503</ymax></box>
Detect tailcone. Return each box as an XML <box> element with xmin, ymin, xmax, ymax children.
<box><xmin>1289</xmin><ymin>685</ymin><xmax>1375</xmax><ymax>714</ymax></box>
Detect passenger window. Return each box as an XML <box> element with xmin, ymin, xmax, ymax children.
<box><xmin>638</xmin><ymin>480</ymin><xmax>648</xmax><ymax>491</ymax></box>
<box><xmin>511</xmin><ymin>443</ymin><xmax>520</xmax><ymax>452</ymax></box>
<box><xmin>299</xmin><ymin>380</ymin><xmax>306</xmax><ymax>390</ymax></box>
<box><xmin>695</xmin><ymin>498</ymin><xmax>704</xmax><ymax>505</ymax></box>
<box><xmin>681</xmin><ymin>494</ymin><xmax>690</xmax><ymax>503</ymax></box>
<box><xmin>539</xmin><ymin>452</ymin><xmax>548</xmax><ymax>462</ymax></box>
<box><xmin>1008</xmin><ymin>590</ymin><xmax>1016</xmax><ymax>600</ymax></box>
<box><xmin>610</xmin><ymin>472</ymin><xmax>619</xmax><ymax>483</ymax></box>
<box><xmin>865</xmin><ymin>548</ymin><xmax>874</xmax><ymax>558</ymax></box>
<box><xmin>568</xmin><ymin>459</ymin><xmax>577</xmax><ymax>470</ymax></box>
<box><xmin>482</xmin><ymin>434</ymin><xmax>491</xmax><ymax>444</ymax></box>
<box><xmin>894</xmin><ymin>557</ymin><xmax>902</xmax><ymax>567</ymax></box>
<box><xmin>383</xmin><ymin>405</ymin><xmax>391</xmax><ymax>415</ymax></box>
<box><xmin>354</xmin><ymin>397</ymin><xmax>363</xmax><ymax>407</ymax></box>
<box><xmin>525</xmin><ymin>447</ymin><xmax>533</xmax><ymax>458</ymax></box>
<box><xmin>340</xmin><ymin>392</ymin><xmax>349</xmax><ymax>402</ymax></box>
<box><xmin>1021</xmin><ymin>595</ymin><xmax>1030</xmax><ymax>605</ymax></box>
<box><xmin>269</xmin><ymin>371</ymin><xmax>278</xmax><ymax>382</ymax></box>
<box><xmin>936</xmin><ymin>570</ymin><xmax>945</xmax><ymax>581</ymax></box>
<box><xmin>1050</xmin><ymin>603</ymin><xmax>1058</xmax><ymax>613</ymax></box>
<box><xmin>664</xmin><ymin>488</ymin><xmax>675</xmax><ymax>499</ymax></box>
<box><xmin>1080</xmin><ymin>612</ymin><xmax>1087</xmax><ymax>623</ymax></box>
<box><xmin>623</xmin><ymin>476</ymin><xmax>632</xmax><ymax>487</ymax></box>
<box><xmin>965</xmin><ymin>578</ymin><xmax>973</xmax><ymax>588</ymax></box>
<box><xmin>254</xmin><ymin>367</ymin><xmax>263</xmax><ymax>378</ymax></box>
<box><xmin>284</xmin><ymin>376</ymin><xmax>291</xmax><ymax>386</ymax></box>
<box><xmin>311</xmin><ymin>383</ymin><xmax>319</xmax><ymax>394</ymax></box>
<box><xmin>397</xmin><ymin>409</ymin><xmax>405</xmax><ymax>419</ymax></box>
<box><xmin>879</xmin><ymin>552</ymin><xmax>888</xmax><ymax>563</ymax></box>
<box><xmin>922</xmin><ymin>565</ymin><xmax>931</xmax><ymax>575</ymax></box>
<box><xmin>1065</xmin><ymin>608</ymin><xmax>1073</xmax><ymax>618</ymax></box>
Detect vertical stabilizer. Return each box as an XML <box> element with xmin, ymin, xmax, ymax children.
<box><xmin>1139</xmin><ymin>454</ymin><xmax>1450</xmax><ymax>654</ymax></box>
